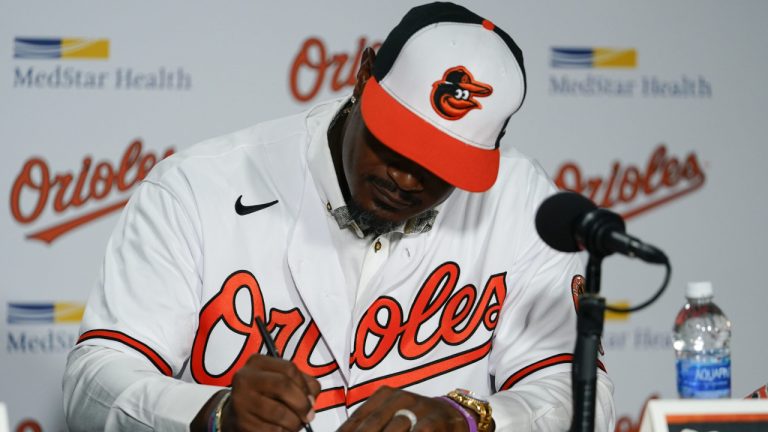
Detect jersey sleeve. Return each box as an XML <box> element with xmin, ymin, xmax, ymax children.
<box><xmin>77</xmin><ymin>174</ymin><xmax>204</xmax><ymax>376</ymax></box>
<box><xmin>489</xmin><ymin>235</ymin><xmax>585</xmax><ymax>390</ymax></box>
<box><xmin>486</xmin><ymin>158</ymin><xmax>614</xmax><ymax>430</ymax></box>
<box><xmin>63</xmin><ymin>344</ymin><xmax>223</xmax><ymax>431</ymax></box>
<box><xmin>486</xmin><ymin>158</ymin><xmax>587</xmax><ymax>388</ymax></box>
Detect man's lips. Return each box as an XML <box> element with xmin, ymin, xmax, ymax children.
<box><xmin>371</xmin><ymin>182</ymin><xmax>412</xmax><ymax>210</ymax></box>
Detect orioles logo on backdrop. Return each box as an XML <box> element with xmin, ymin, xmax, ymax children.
<box><xmin>9</xmin><ymin>140</ymin><xmax>174</xmax><ymax>244</ymax></box>
<box><xmin>290</xmin><ymin>36</ymin><xmax>382</xmax><ymax>103</ymax></box>
<box><xmin>14</xmin><ymin>418</ymin><xmax>43</xmax><ymax>432</ymax></box>
<box><xmin>190</xmin><ymin>262</ymin><xmax>506</xmax><ymax>410</ymax></box>
<box><xmin>430</xmin><ymin>66</ymin><xmax>493</xmax><ymax>120</ymax></box>
<box><xmin>555</xmin><ymin>144</ymin><xmax>706</xmax><ymax>221</ymax></box>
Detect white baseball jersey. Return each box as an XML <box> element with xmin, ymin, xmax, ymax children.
<box><xmin>72</xmin><ymin>98</ymin><xmax>613</xmax><ymax>431</ymax></box>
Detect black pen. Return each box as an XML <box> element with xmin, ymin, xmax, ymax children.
<box><xmin>255</xmin><ymin>317</ymin><xmax>315</xmax><ymax>432</ymax></box>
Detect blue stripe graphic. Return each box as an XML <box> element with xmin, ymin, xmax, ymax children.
<box><xmin>7</xmin><ymin>303</ymin><xmax>55</xmax><ymax>324</ymax></box>
<box><xmin>14</xmin><ymin>38</ymin><xmax>62</xmax><ymax>59</ymax></box>
<box><xmin>551</xmin><ymin>47</ymin><xmax>594</xmax><ymax>68</ymax></box>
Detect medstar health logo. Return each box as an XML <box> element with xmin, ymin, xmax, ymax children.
<box><xmin>7</xmin><ymin>302</ymin><xmax>84</xmax><ymax>324</ymax></box>
<box><xmin>14</xmin><ymin>37</ymin><xmax>109</xmax><ymax>60</ymax></box>
<box><xmin>550</xmin><ymin>47</ymin><xmax>637</xmax><ymax>69</ymax></box>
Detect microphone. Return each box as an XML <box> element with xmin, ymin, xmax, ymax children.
<box><xmin>535</xmin><ymin>191</ymin><xmax>668</xmax><ymax>264</ymax></box>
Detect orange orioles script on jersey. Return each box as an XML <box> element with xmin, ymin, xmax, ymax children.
<box><xmin>190</xmin><ymin>261</ymin><xmax>507</xmax><ymax>410</ymax></box>
<box><xmin>430</xmin><ymin>66</ymin><xmax>493</xmax><ymax>120</ymax></box>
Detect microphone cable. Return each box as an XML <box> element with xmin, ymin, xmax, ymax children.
<box><xmin>605</xmin><ymin>257</ymin><xmax>671</xmax><ymax>313</ymax></box>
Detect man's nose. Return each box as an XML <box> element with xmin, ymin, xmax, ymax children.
<box><xmin>386</xmin><ymin>165</ymin><xmax>424</xmax><ymax>192</ymax></box>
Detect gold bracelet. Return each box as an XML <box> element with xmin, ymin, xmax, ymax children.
<box><xmin>446</xmin><ymin>389</ymin><xmax>493</xmax><ymax>432</ymax></box>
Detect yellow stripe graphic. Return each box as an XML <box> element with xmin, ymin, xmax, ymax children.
<box><xmin>593</xmin><ymin>48</ymin><xmax>636</xmax><ymax>68</ymax></box>
<box><xmin>61</xmin><ymin>38</ymin><xmax>109</xmax><ymax>59</ymax></box>
<box><xmin>54</xmin><ymin>302</ymin><xmax>86</xmax><ymax>323</ymax></box>
<box><xmin>605</xmin><ymin>301</ymin><xmax>631</xmax><ymax>321</ymax></box>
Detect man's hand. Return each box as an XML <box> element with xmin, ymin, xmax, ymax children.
<box><xmin>225</xmin><ymin>355</ymin><xmax>320</xmax><ymax>431</ymax></box>
<box><xmin>192</xmin><ymin>354</ymin><xmax>320</xmax><ymax>431</ymax></box>
<box><xmin>338</xmin><ymin>386</ymin><xmax>470</xmax><ymax>432</ymax></box>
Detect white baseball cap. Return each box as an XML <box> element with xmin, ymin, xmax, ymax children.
<box><xmin>361</xmin><ymin>2</ymin><xmax>527</xmax><ymax>192</ymax></box>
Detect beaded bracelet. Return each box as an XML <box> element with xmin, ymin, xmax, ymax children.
<box><xmin>208</xmin><ymin>390</ymin><xmax>231</xmax><ymax>432</ymax></box>
<box><xmin>437</xmin><ymin>396</ymin><xmax>478</xmax><ymax>432</ymax></box>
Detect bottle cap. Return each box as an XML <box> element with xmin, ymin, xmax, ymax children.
<box><xmin>686</xmin><ymin>281</ymin><xmax>713</xmax><ymax>298</ymax></box>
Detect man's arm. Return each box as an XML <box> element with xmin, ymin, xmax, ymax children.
<box><xmin>67</xmin><ymin>175</ymin><xmax>321</xmax><ymax>432</ymax></box>
<box><xmin>335</xmin><ymin>371</ymin><xmax>613</xmax><ymax>432</ymax></box>
<box><xmin>63</xmin><ymin>344</ymin><xmax>222</xmax><ymax>431</ymax></box>
<box><xmin>63</xmin><ymin>173</ymin><xmax>216</xmax><ymax>430</ymax></box>
<box><xmin>489</xmin><ymin>370</ymin><xmax>614</xmax><ymax>432</ymax></box>
<box><xmin>66</xmin><ymin>302</ymin><xmax>319</xmax><ymax>432</ymax></box>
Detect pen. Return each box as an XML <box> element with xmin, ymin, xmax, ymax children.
<box><xmin>256</xmin><ymin>317</ymin><xmax>315</xmax><ymax>432</ymax></box>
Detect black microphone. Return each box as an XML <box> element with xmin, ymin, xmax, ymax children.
<box><xmin>535</xmin><ymin>191</ymin><xmax>668</xmax><ymax>264</ymax></box>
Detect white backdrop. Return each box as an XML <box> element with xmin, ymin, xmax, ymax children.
<box><xmin>2</xmin><ymin>1</ymin><xmax>767</xmax><ymax>431</ymax></box>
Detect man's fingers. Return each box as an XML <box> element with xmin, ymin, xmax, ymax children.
<box><xmin>249</xmin><ymin>355</ymin><xmax>313</xmax><ymax>396</ymax></box>
<box><xmin>381</xmin><ymin>414</ymin><xmax>415</xmax><ymax>432</ymax></box>
<box><xmin>249</xmin><ymin>391</ymin><xmax>308</xmax><ymax>431</ymax></box>
<box><xmin>228</xmin><ymin>355</ymin><xmax>317</xmax><ymax>430</ymax></box>
<box><xmin>338</xmin><ymin>388</ymin><xmax>465</xmax><ymax>432</ymax></box>
<box><xmin>226</xmin><ymin>395</ymin><xmax>291</xmax><ymax>432</ymax></box>
<box><xmin>302</xmin><ymin>371</ymin><xmax>322</xmax><ymax>398</ymax></box>
<box><xmin>301</xmin><ymin>372</ymin><xmax>320</xmax><ymax>423</ymax></box>
<box><xmin>252</xmin><ymin>370</ymin><xmax>315</xmax><ymax>421</ymax></box>
<box><xmin>339</xmin><ymin>386</ymin><xmax>400</xmax><ymax>432</ymax></box>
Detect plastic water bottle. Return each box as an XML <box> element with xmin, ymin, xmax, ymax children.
<box><xmin>672</xmin><ymin>281</ymin><xmax>732</xmax><ymax>398</ymax></box>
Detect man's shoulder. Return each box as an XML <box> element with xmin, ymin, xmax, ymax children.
<box><xmin>145</xmin><ymin>99</ymin><xmax>342</xmax><ymax>184</ymax></box>
<box><xmin>497</xmin><ymin>147</ymin><xmax>555</xmax><ymax>187</ymax></box>
<box><xmin>146</xmin><ymin>112</ymin><xmax>308</xmax><ymax>182</ymax></box>
<box><xmin>442</xmin><ymin>147</ymin><xmax>557</xmax><ymax>231</ymax></box>
<box><xmin>478</xmin><ymin>148</ymin><xmax>558</xmax><ymax>206</ymax></box>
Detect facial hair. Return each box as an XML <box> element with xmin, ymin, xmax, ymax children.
<box><xmin>347</xmin><ymin>199</ymin><xmax>401</xmax><ymax>236</ymax></box>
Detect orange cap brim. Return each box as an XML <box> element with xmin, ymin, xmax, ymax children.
<box><xmin>361</xmin><ymin>79</ymin><xmax>499</xmax><ymax>192</ymax></box>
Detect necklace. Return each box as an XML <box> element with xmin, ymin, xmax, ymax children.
<box><xmin>328</xmin><ymin>96</ymin><xmax>356</xmax><ymax>133</ymax></box>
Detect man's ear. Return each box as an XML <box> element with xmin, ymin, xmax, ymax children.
<box><xmin>353</xmin><ymin>47</ymin><xmax>376</xmax><ymax>99</ymax></box>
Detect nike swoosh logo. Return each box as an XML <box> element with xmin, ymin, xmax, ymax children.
<box><xmin>235</xmin><ymin>195</ymin><xmax>279</xmax><ymax>215</ymax></box>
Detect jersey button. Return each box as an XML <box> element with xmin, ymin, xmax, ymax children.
<box><xmin>326</xmin><ymin>202</ymin><xmax>332</xmax><ymax>211</ymax></box>
<box><xmin>374</xmin><ymin>240</ymin><xmax>382</xmax><ymax>252</ymax></box>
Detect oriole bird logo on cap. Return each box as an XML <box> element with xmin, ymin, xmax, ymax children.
<box><xmin>430</xmin><ymin>66</ymin><xmax>493</xmax><ymax>120</ymax></box>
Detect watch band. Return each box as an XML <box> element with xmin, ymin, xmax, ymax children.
<box><xmin>446</xmin><ymin>389</ymin><xmax>493</xmax><ymax>432</ymax></box>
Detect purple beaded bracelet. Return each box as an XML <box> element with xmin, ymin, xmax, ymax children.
<box><xmin>438</xmin><ymin>396</ymin><xmax>478</xmax><ymax>432</ymax></box>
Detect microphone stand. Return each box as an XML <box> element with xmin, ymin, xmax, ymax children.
<box><xmin>570</xmin><ymin>254</ymin><xmax>606</xmax><ymax>432</ymax></box>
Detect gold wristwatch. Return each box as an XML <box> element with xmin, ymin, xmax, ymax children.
<box><xmin>446</xmin><ymin>388</ymin><xmax>493</xmax><ymax>432</ymax></box>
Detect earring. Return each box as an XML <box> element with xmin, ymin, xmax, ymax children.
<box><xmin>342</xmin><ymin>96</ymin><xmax>356</xmax><ymax>116</ymax></box>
